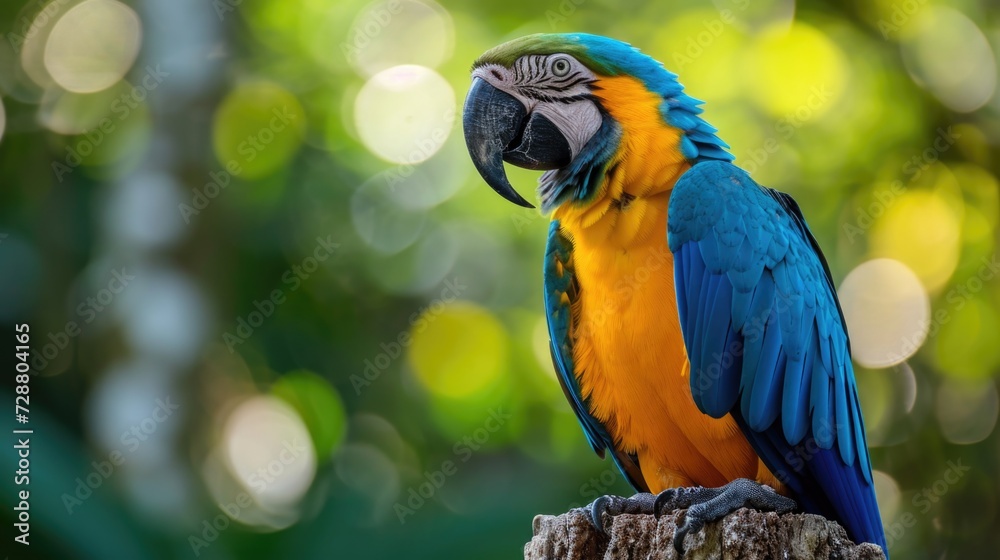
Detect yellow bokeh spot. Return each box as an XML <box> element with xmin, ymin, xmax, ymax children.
<box><xmin>863</xmin><ymin>0</ymin><xmax>924</xmax><ymax>39</ymax></box>
<box><xmin>934</xmin><ymin>297</ymin><xmax>1000</xmax><ymax>381</ymax></box>
<box><xmin>212</xmin><ymin>82</ymin><xmax>306</xmax><ymax>179</ymax></box>
<box><xmin>408</xmin><ymin>301</ymin><xmax>508</xmax><ymax>398</ymax></box>
<box><xmin>745</xmin><ymin>22</ymin><xmax>848</xmax><ymax>118</ymax></box>
<box><xmin>650</xmin><ymin>10</ymin><xmax>746</xmax><ymax>101</ymax></box>
<box><xmin>870</xmin><ymin>191</ymin><xmax>961</xmax><ymax>291</ymax></box>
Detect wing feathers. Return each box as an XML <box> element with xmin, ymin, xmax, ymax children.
<box><xmin>667</xmin><ymin>161</ymin><xmax>885</xmax><ymax>552</ymax></box>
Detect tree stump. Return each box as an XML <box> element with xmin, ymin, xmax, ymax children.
<box><xmin>525</xmin><ymin>507</ymin><xmax>887</xmax><ymax>560</ymax></box>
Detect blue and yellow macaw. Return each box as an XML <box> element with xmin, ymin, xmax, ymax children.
<box><xmin>462</xmin><ymin>33</ymin><xmax>886</xmax><ymax>554</ymax></box>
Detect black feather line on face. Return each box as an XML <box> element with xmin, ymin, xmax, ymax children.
<box><xmin>550</xmin><ymin>74</ymin><xmax>586</xmax><ymax>87</ymax></box>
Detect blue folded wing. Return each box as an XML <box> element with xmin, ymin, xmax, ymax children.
<box><xmin>668</xmin><ymin>161</ymin><xmax>886</xmax><ymax>553</ymax></box>
<box><xmin>543</xmin><ymin>220</ymin><xmax>647</xmax><ymax>492</ymax></box>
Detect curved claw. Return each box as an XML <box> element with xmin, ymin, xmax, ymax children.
<box><xmin>673</xmin><ymin>510</ymin><xmax>703</xmax><ymax>555</ymax></box>
<box><xmin>583</xmin><ymin>493</ymin><xmax>657</xmax><ymax>536</ymax></box>
<box><xmin>673</xmin><ymin>502</ymin><xmax>726</xmax><ymax>555</ymax></box>
<box><xmin>590</xmin><ymin>495</ymin><xmax>612</xmax><ymax>535</ymax></box>
<box><xmin>653</xmin><ymin>488</ymin><xmax>677</xmax><ymax>517</ymax></box>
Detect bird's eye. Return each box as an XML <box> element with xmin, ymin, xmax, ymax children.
<box><xmin>551</xmin><ymin>58</ymin><xmax>571</xmax><ymax>77</ymax></box>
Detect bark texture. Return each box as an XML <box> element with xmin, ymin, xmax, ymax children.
<box><xmin>525</xmin><ymin>508</ymin><xmax>887</xmax><ymax>560</ymax></box>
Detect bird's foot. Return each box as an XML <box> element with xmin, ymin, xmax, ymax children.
<box><xmin>581</xmin><ymin>492</ymin><xmax>657</xmax><ymax>535</ymax></box>
<box><xmin>653</xmin><ymin>478</ymin><xmax>797</xmax><ymax>554</ymax></box>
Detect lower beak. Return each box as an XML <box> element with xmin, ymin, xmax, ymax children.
<box><xmin>462</xmin><ymin>78</ymin><xmax>572</xmax><ymax>208</ymax></box>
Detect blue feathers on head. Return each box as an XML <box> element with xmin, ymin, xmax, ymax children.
<box><xmin>570</xmin><ymin>33</ymin><xmax>735</xmax><ymax>163</ymax></box>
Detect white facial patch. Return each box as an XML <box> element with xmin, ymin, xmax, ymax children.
<box><xmin>472</xmin><ymin>54</ymin><xmax>603</xmax><ymax>159</ymax></box>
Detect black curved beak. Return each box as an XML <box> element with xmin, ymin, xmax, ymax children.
<box><xmin>462</xmin><ymin>77</ymin><xmax>572</xmax><ymax>208</ymax></box>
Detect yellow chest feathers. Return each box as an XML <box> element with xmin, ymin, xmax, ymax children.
<box><xmin>553</xmin><ymin>74</ymin><xmax>690</xmax><ymax>250</ymax></box>
<box><xmin>551</xmin><ymin>73</ymin><xmax>699</xmax><ymax>452</ymax></box>
<box><xmin>548</xmin><ymin>76</ymin><xmax>769</xmax><ymax>490</ymax></box>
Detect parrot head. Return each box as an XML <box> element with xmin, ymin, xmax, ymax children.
<box><xmin>463</xmin><ymin>33</ymin><xmax>733</xmax><ymax>212</ymax></box>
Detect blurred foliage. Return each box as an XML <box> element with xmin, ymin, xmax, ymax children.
<box><xmin>1</xmin><ymin>0</ymin><xmax>1000</xmax><ymax>559</ymax></box>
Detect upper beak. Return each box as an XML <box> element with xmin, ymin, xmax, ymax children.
<box><xmin>462</xmin><ymin>77</ymin><xmax>572</xmax><ymax>208</ymax></box>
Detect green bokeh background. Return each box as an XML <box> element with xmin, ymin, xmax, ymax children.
<box><xmin>2</xmin><ymin>0</ymin><xmax>1000</xmax><ymax>558</ymax></box>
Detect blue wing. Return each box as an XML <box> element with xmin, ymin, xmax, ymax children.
<box><xmin>543</xmin><ymin>220</ymin><xmax>647</xmax><ymax>492</ymax></box>
<box><xmin>667</xmin><ymin>161</ymin><xmax>886</xmax><ymax>552</ymax></box>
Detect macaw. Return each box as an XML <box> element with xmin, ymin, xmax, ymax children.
<box><xmin>462</xmin><ymin>33</ymin><xmax>887</xmax><ymax>555</ymax></box>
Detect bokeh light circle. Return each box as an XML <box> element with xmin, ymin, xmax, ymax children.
<box><xmin>745</xmin><ymin>22</ymin><xmax>848</xmax><ymax>118</ymax></box>
<box><xmin>408</xmin><ymin>301</ymin><xmax>508</xmax><ymax>399</ymax></box>
<box><xmin>213</xmin><ymin>81</ymin><xmax>306</xmax><ymax>179</ymax></box>
<box><xmin>857</xmin><ymin>362</ymin><xmax>920</xmax><ymax>448</ymax></box>
<box><xmin>710</xmin><ymin>0</ymin><xmax>795</xmax><ymax>32</ymax></box>
<box><xmin>350</xmin><ymin>173</ymin><xmax>427</xmax><ymax>255</ymax></box>
<box><xmin>334</xmin><ymin>443</ymin><xmax>401</xmax><ymax>525</ymax></box>
<box><xmin>105</xmin><ymin>173</ymin><xmax>186</xmax><ymax>249</ymax></box>
<box><xmin>935</xmin><ymin>379</ymin><xmax>999</xmax><ymax>445</ymax></box>
<box><xmin>18</xmin><ymin>0</ymin><xmax>77</xmax><ymax>90</ymax></box>
<box><xmin>873</xmin><ymin>470</ymin><xmax>901</xmax><ymax>524</ymax></box>
<box><xmin>346</xmin><ymin>0</ymin><xmax>454</xmax><ymax>77</ymax></box>
<box><xmin>386</xmin><ymin>133</ymin><xmax>469</xmax><ymax>210</ymax></box>
<box><xmin>353</xmin><ymin>64</ymin><xmax>455</xmax><ymax>164</ymax></box>
<box><xmin>839</xmin><ymin>258</ymin><xmax>930</xmax><ymax>368</ymax></box>
<box><xmin>39</xmin><ymin>86</ymin><xmax>121</xmax><ymax>135</ymax></box>
<box><xmin>896</xmin><ymin>362</ymin><xmax>918</xmax><ymax>413</ymax></box>
<box><xmin>652</xmin><ymin>9</ymin><xmax>746</xmax><ymax>103</ymax></box>
<box><xmin>900</xmin><ymin>7</ymin><xmax>997</xmax><ymax>113</ymax></box>
<box><xmin>870</xmin><ymin>190</ymin><xmax>962</xmax><ymax>291</ymax></box>
<box><xmin>43</xmin><ymin>0</ymin><xmax>142</xmax><ymax>94</ymax></box>
<box><xmin>114</xmin><ymin>268</ymin><xmax>208</xmax><ymax>368</ymax></box>
<box><xmin>222</xmin><ymin>396</ymin><xmax>317</xmax><ymax>510</ymax></box>
<box><xmin>85</xmin><ymin>360</ymin><xmax>181</xmax><ymax>463</ymax></box>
